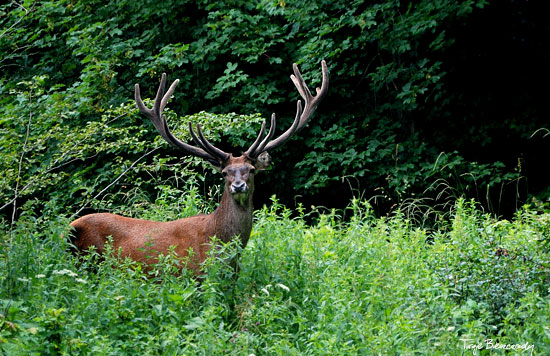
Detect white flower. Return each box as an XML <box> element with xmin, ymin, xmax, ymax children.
<box><xmin>276</xmin><ymin>283</ymin><xmax>290</xmax><ymax>292</ymax></box>
<box><xmin>75</xmin><ymin>278</ymin><xmax>87</xmax><ymax>284</ymax></box>
<box><xmin>35</xmin><ymin>274</ymin><xmax>46</xmax><ymax>279</ymax></box>
<box><xmin>261</xmin><ymin>288</ymin><xmax>270</xmax><ymax>296</ymax></box>
<box><xmin>52</xmin><ymin>269</ymin><xmax>78</xmax><ymax>277</ymax></box>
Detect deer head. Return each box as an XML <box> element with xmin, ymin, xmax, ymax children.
<box><xmin>134</xmin><ymin>61</ymin><xmax>329</xmax><ymax>205</ymax></box>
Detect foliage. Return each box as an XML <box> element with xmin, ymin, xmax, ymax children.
<box><xmin>1</xmin><ymin>2</ymin><xmax>549</xmax><ymax>353</ymax></box>
<box><xmin>0</xmin><ymin>72</ymin><xmax>264</xmax><ymax>219</ymax></box>
<box><xmin>1</xmin><ymin>197</ymin><xmax>549</xmax><ymax>354</ymax></box>
<box><xmin>2</xmin><ymin>0</ymin><xmax>546</xmax><ymax>219</ymax></box>
<box><xmin>431</xmin><ymin>200</ymin><xmax>550</xmax><ymax>327</ymax></box>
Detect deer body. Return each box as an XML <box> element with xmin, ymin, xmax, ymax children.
<box><xmin>71</xmin><ymin>213</ymin><xmax>219</xmax><ymax>267</ymax></box>
<box><xmin>69</xmin><ymin>61</ymin><xmax>328</xmax><ymax>274</ymax></box>
<box><xmin>70</xmin><ymin>175</ymin><xmax>252</xmax><ymax>271</ymax></box>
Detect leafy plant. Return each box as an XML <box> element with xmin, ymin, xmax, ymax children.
<box><xmin>3</xmin><ymin>196</ymin><xmax>549</xmax><ymax>354</ymax></box>
<box><xmin>2</xmin><ymin>0</ymin><xmax>542</xmax><ymax>216</ymax></box>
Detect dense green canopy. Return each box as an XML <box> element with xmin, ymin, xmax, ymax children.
<box><xmin>1</xmin><ymin>0</ymin><xmax>548</xmax><ymax>220</ymax></box>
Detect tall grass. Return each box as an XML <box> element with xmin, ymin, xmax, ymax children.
<box><xmin>1</xmin><ymin>198</ymin><xmax>549</xmax><ymax>355</ymax></box>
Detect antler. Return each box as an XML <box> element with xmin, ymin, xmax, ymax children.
<box><xmin>246</xmin><ymin>60</ymin><xmax>329</xmax><ymax>158</ymax></box>
<box><xmin>135</xmin><ymin>74</ymin><xmax>230</xmax><ymax>165</ymax></box>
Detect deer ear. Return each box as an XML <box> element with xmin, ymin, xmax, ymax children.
<box><xmin>254</xmin><ymin>151</ymin><xmax>272</xmax><ymax>171</ymax></box>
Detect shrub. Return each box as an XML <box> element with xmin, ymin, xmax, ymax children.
<box><xmin>1</xmin><ymin>197</ymin><xmax>549</xmax><ymax>354</ymax></box>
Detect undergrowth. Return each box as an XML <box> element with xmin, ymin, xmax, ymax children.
<box><xmin>1</xmin><ymin>198</ymin><xmax>549</xmax><ymax>355</ymax></box>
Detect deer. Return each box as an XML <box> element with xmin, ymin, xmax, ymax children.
<box><xmin>69</xmin><ymin>60</ymin><xmax>329</xmax><ymax>274</ymax></box>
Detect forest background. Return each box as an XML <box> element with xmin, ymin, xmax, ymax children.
<box><xmin>1</xmin><ymin>0</ymin><xmax>549</xmax><ymax>221</ymax></box>
<box><xmin>1</xmin><ymin>0</ymin><xmax>550</xmax><ymax>354</ymax></box>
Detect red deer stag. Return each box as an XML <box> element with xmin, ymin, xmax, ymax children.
<box><xmin>69</xmin><ymin>60</ymin><xmax>329</xmax><ymax>273</ymax></box>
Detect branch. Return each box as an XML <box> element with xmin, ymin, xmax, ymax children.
<box><xmin>529</xmin><ymin>128</ymin><xmax>550</xmax><ymax>139</ymax></box>
<box><xmin>10</xmin><ymin>87</ymin><xmax>33</xmax><ymax>226</ymax></box>
<box><xmin>0</xmin><ymin>1</ymin><xmax>36</xmax><ymax>38</ymax></box>
<box><xmin>71</xmin><ymin>147</ymin><xmax>159</xmax><ymax>219</ymax></box>
<box><xmin>0</xmin><ymin>152</ymin><xmax>101</xmax><ymax>213</ymax></box>
<box><xmin>0</xmin><ymin>2</ymin><xmax>34</xmax><ymax>40</ymax></box>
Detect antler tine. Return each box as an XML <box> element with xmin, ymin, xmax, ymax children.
<box><xmin>244</xmin><ymin>121</ymin><xmax>267</xmax><ymax>157</ymax></box>
<box><xmin>188</xmin><ymin>123</ymin><xmax>230</xmax><ymax>163</ymax></box>
<box><xmin>160</xmin><ymin>120</ymin><xmax>214</xmax><ymax>160</ymax></box>
<box><xmin>257</xmin><ymin>98</ymin><xmax>304</xmax><ymax>155</ymax></box>
<box><xmin>196</xmin><ymin>124</ymin><xmax>230</xmax><ymax>162</ymax></box>
<box><xmin>160</xmin><ymin>77</ymin><xmax>179</xmax><ymax>113</ymax></box>
<box><xmin>291</xmin><ymin>59</ymin><xmax>329</xmax><ymax>132</ymax></box>
<box><xmin>135</xmin><ymin>74</ymin><xmax>226</xmax><ymax>163</ymax></box>
<box><xmin>247</xmin><ymin>101</ymin><xmax>301</xmax><ymax>158</ymax></box>
<box><xmin>263</xmin><ymin>100</ymin><xmax>302</xmax><ymax>153</ymax></box>
<box><xmin>290</xmin><ymin>64</ymin><xmax>311</xmax><ymax>104</ymax></box>
<box><xmin>152</xmin><ymin>73</ymin><xmax>166</xmax><ymax>116</ymax></box>
<box><xmin>255</xmin><ymin>113</ymin><xmax>276</xmax><ymax>154</ymax></box>
<box><xmin>247</xmin><ymin>60</ymin><xmax>328</xmax><ymax>157</ymax></box>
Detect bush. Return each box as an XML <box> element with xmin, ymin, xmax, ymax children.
<box><xmin>1</xmin><ymin>197</ymin><xmax>548</xmax><ymax>354</ymax></box>
<box><xmin>0</xmin><ymin>73</ymin><xmax>264</xmax><ymax>221</ymax></box>
<box><xmin>2</xmin><ymin>0</ymin><xmax>542</xmax><ymax>217</ymax></box>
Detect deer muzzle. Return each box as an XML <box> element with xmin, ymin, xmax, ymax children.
<box><xmin>230</xmin><ymin>181</ymin><xmax>248</xmax><ymax>194</ymax></box>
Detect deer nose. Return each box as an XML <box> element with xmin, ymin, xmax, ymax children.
<box><xmin>231</xmin><ymin>181</ymin><xmax>247</xmax><ymax>193</ymax></box>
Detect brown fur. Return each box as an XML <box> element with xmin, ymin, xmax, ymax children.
<box><xmin>69</xmin><ymin>155</ymin><xmax>256</xmax><ymax>274</ymax></box>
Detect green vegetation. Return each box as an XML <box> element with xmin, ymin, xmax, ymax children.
<box><xmin>1</xmin><ymin>198</ymin><xmax>549</xmax><ymax>354</ymax></box>
<box><xmin>1</xmin><ymin>0</ymin><xmax>547</xmax><ymax>217</ymax></box>
<box><xmin>1</xmin><ymin>0</ymin><xmax>549</xmax><ymax>354</ymax></box>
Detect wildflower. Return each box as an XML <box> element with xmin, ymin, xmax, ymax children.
<box><xmin>276</xmin><ymin>283</ymin><xmax>290</xmax><ymax>292</ymax></box>
<box><xmin>75</xmin><ymin>278</ymin><xmax>87</xmax><ymax>284</ymax></box>
<box><xmin>52</xmin><ymin>269</ymin><xmax>78</xmax><ymax>277</ymax></box>
<box><xmin>35</xmin><ymin>274</ymin><xmax>46</xmax><ymax>279</ymax></box>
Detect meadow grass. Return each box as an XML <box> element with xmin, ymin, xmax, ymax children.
<box><xmin>1</xmin><ymin>198</ymin><xmax>549</xmax><ymax>355</ymax></box>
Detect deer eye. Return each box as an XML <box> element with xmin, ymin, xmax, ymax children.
<box><xmin>222</xmin><ymin>171</ymin><xmax>228</xmax><ymax>177</ymax></box>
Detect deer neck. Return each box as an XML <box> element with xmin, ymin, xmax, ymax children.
<box><xmin>211</xmin><ymin>186</ymin><xmax>253</xmax><ymax>246</ymax></box>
